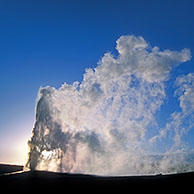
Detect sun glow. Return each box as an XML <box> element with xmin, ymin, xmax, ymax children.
<box><xmin>0</xmin><ymin>119</ymin><xmax>33</xmax><ymax>166</ymax></box>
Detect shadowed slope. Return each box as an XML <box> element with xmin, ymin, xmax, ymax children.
<box><xmin>0</xmin><ymin>164</ymin><xmax>23</xmax><ymax>175</ymax></box>
<box><xmin>0</xmin><ymin>169</ymin><xmax>194</xmax><ymax>192</ymax></box>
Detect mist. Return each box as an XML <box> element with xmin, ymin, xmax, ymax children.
<box><xmin>26</xmin><ymin>35</ymin><xmax>194</xmax><ymax>176</ymax></box>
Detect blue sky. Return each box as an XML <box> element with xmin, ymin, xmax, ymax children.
<box><xmin>0</xmin><ymin>0</ymin><xmax>194</xmax><ymax>165</ymax></box>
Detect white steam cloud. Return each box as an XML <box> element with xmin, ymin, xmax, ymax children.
<box><xmin>26</xmin><ymin>35</ymin><xmax>194</xmax><ymax>175</ymax></box>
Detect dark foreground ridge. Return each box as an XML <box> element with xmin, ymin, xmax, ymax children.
<box><xmin>0</xmin><ymin>164</ymin><xmax>23</xmax><ymax>175</ymax></box>
<box><xmin>0</xmin><ymin>166</ymin><xmax>194</xmax><ymax>192</ymax></box>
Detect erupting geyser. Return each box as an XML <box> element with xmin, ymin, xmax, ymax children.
<box><xmin>26</xmin><ymin>35</ymin><xmax>194</xmax><ymax>176</ymax></box>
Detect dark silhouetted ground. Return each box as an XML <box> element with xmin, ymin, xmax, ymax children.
<box><xmin>0</xmin><ymin>164</ymin><xmax>23</xmax><ymax>174</ymax></box>
<box><xmin>0</xmin><ymin>164</ymin><xmax>193</xmax><ymax>192</ymax></box>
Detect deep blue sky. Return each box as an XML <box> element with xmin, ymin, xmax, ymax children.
<box><xmin>0</xmin><ymin>0</ymin><xmax>194</xmax><ymax>164</ymax></box>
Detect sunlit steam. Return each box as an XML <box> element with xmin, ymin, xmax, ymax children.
<box><xmin>26</xmin><ymin>35</ymin><xmax>194</xmax><ymax>175</ymax></box>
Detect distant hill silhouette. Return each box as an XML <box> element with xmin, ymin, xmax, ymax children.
<box><xmin>0</xmin><ymin>164</ymin><xmax>23</xmax><ymax>175</ymax></box>
<box><xmin>0</xmin><ymin>164</ymin><xmax>194</xmax><ymax>192</ymax></box>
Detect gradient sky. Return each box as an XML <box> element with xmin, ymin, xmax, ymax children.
<box><xmin>0</xmin><ymin>0</ymin><xmax>194</xmax><ymax>165</ymax></box>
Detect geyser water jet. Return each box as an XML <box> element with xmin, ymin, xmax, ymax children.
<box><xmin>26</xmin><ymin>35</ymin><xmax>194</xmax><ymax>175</ymax></box>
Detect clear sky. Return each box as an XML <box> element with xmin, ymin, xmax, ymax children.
<box><xmin>0</xmin><ymin>0</ymin><xmax>194</xmax><ymax>165</ymax></box>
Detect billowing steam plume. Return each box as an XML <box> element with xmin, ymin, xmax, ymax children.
<box><xmin>26</xmin><ymin>35</ymin><xmax>194</xmax><ymax>175</ymax></box>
